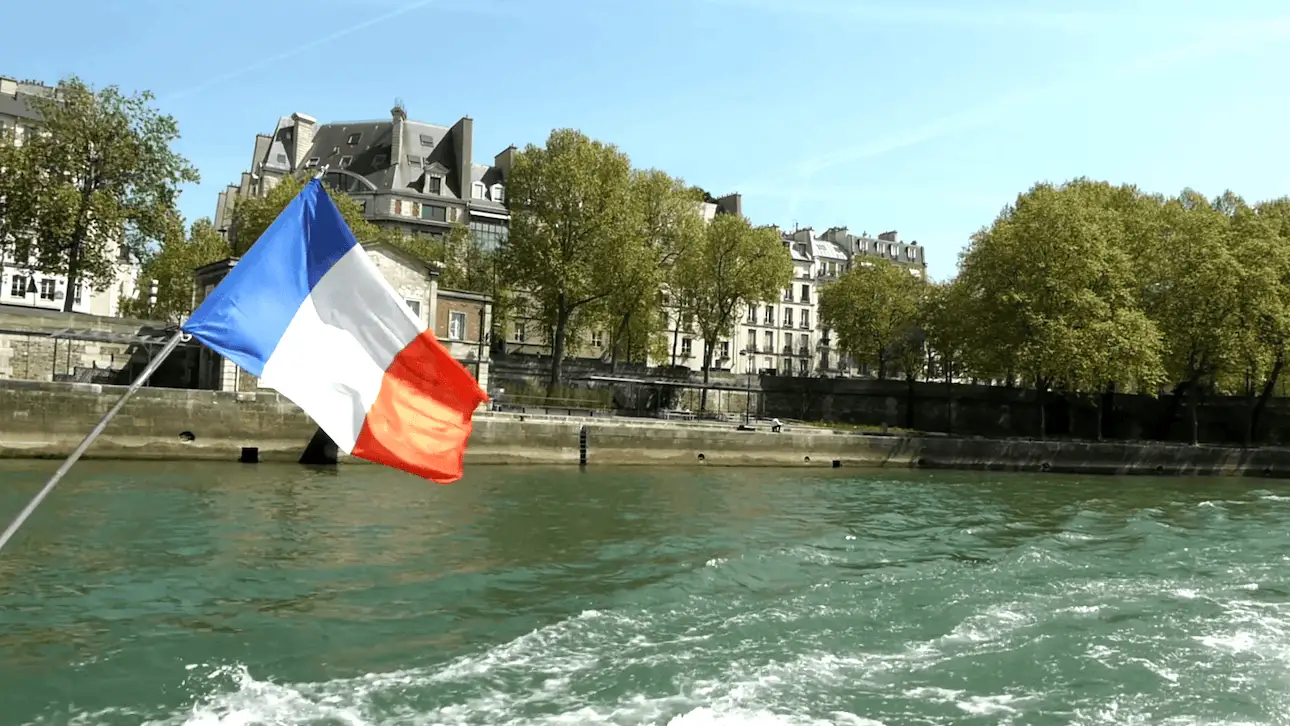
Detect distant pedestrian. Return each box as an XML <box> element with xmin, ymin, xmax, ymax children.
<box><xmin>771</xmin><ymin>418</ymin><xmax>782</xmax><ymax>433</ymax></box>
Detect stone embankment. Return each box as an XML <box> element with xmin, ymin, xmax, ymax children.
<box><xmin>2</xmin><ymin>380</ymin><xmax>1289</xmax><ymax>479</ymax></box>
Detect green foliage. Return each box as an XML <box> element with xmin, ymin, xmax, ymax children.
<box><xmin>504</xmin><ymin>128</ymin><xmax>637</xmax><ymax>390</ymax></box>
<box><xmin>675</xmin><ymin>214</ymin><xmax>793</xmax><ymax>395</ymax></box>
<box><xmin>120</xmin><ymin>217</ymin><xmax>229</xmax><ymax>322</ymax></box>
<box><xmin>230</xmin><ymin>174</ymin><xmax>374</xmax><ymax>254</ymax></box>
<box><xmin>818</xmin><ymin>258</ymin><xmax>924</xmax><ymax>380</ymax></box>
<box><xmin>954</xmin><ymin>179</ymin><xmax>1164</xmax><ymax>395</ymax></box>
<box><xmin>0</xmin><ymin>125</ymin><xmax>37</xmax><ymax>266</ymax></box>
<box><xmin>9</xmin><ymin>75</ymin><xmax>200</xmax><ymax>311</ymax></box>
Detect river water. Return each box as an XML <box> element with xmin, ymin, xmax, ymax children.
<box><xmin>2</xmin><ymin>461</ymin><xmax>1289</xmax><ymax>725</ymax></box>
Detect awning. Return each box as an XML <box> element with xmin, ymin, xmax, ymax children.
<box><xmin>468</xmin><ymin>209</ymin><xmax>510</xmax><ymax>221</ymax></box>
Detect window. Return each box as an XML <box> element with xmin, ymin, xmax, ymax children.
<box><xmin>276</xmin><ymin>153</ymin><xmax>287</xmax><ymax>164</ymax></box>
<box><xmin>339</xmin><ymin>155</ymin><xmax>353</xmax><ymax>168</ymax></box>
<box><xmin>449</xmin><ymin>311</ymin><xmax>466</xmax><ymax>340</ymax></box>
<box><xmin>347</xmin><ymin>133</ymin><xmax>361</xmax><ymax>145</ymax></box>
<box><xmin>763</xmin><ymin>307</ymin><xmax>774</xmax><ymax>325</ymax></box>
<box><xmin>405</xmin><ymin>299</ymin><xmax>422</xmax><ymax>318</ymax></box>
<box><xmin>763</xmin><ymin>331</ymin><xmax>774</xmax><ymax>352</ymax></box>
<box><xmin>800</xmin><ymin>333</ymin><xmax>810</xmax><ymax>349</ymax></box>
<box><xmin>472</xmin><ymin>181</ymin><xmax>485</xmax><ymax>198</ymax></box>
<box><xmin>514</xmin><ymin>322</ymin><xmax>527</xmax><ymax>343</ymax></box>
<box><xmin>800</xmin><ymin>284</ymin><xmax>810</xmax><ymax>303</ymax></box>
<box><xmin>681</xmin><ymin>338</ymin><xmax>693</xmax><ymax>356</ymax></box>
<box><xmin>408</xmin><ymin>155</ymin><xmax>422</xmax><ymax>167</ymax></box>
<box><xmin>419</xmin><ymin>133</ymin><xmax>435</xmax><ymax>147</ymax></box>
<box><xmin>592</xmin><ymin>330</ymin><xmax>603</xmax><ymax>347</ymax></box>
<box><xmin>421</xmin><ymin>205</ymin><xmax>447</xmax><ymax>222</ymax></box>
<box><xmin>9</xmin><ymin>275</ymin><xmax>25</xmax><ymax>297</ymax></box>
<box><xmin>784</xmin><ymin>308</ymin><xmax>794</xmax><ymax>327</ymax></box>
<box><xmin>468</xmin><ymin>220</ymin><xmax>508</xmax><ymax>250</ymax></box>
<box><xmin>74</xmin><ymin>284</ymin><xmax>82</xmax><ymax>304</ymax></box>
<box><xmin>428</xmin><ymin>176</ymin><xmax>442</xmax><ymax>195</ymax></box>
<box><xmin>394</xmin><ymin>200</ymin><xmax>403</xmax><ymax>215</ymax></box>
<box><xmin>491</xmin><ymin>184</ymin><xmax>505</xmax><ymax>203</ymax></box>
<box><xmin>800</xmin><ymin>310</ymin><xmax>810</xmax><ymax>328</ymax></box>
<box><xmin>720</xmin><ymin>341</ymin><xmax>730</xmax><ymax>359</ymax></box>
<box><xmin>746</xmin><ymin>330</ymin><xmax>756</xmax><ymax>351</ymax></box>
<box><xmin>306</xmin><ymin>157</ymin><xmax>320</xmax><ymax>168</ymax></box>
<box><xmin>798</xmin><ymin>358</ymin><xmax>808</xmax><ymax>373</ymax></box>
<box><xmin>746</xmin><ymin>305</ymin><xmax>758</xmax><ymax>324</ymax></box>
<box><xmin>39</xmin><ymin>279</ymin><xmax>55</xmax><ymax>301</ymax></box>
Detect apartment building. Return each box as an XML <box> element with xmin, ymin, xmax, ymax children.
<box><xmin>214</xmin><ymin>104</ymin><xmax>513</xmax><ymax>254</ymax></box>
<box><xmin>0</xmin><ymin>76</ymin><xmax>140</xmax><ymax>317</ymax></box>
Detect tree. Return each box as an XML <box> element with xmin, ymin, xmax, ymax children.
<box><xmin>674</xmin><ymin>215</ymin><xmax>792</xmax><ymax>411</ymax></box>
<box><xmin>19</xmin><ymin>76</ymin><xmax>200</xmax><ymax>311</ymax></box>
<box><xmin>956</xmin><ymin>180</ymin><xmax>1163</xmax><ymax>438</ymax></box>
<box><xmin>120</xmin><ymin>217</ymin><xmax>229</xmax><ymax>322</ymax></box>
<box><xmin>229</xmin><ymin>174</ymin><xmax>375</xmax><ymax>254</ymax></box>
<box><xmin>818</xmin><ymin>259</ymin><xmax>924</xmax><ymax>380</ymax></box>
<box><xmin>504</xmin><ymin>128</ymin><xmax>636</xmax><ymax>394</ymax></box>
<box><xmin>0</xmin><ymin>126</ymin><xmax>38</xmax><ymax>268</ymax></box>
<box><xmin>1137</xmin><ymin>189</ymin><xmax>1250</xmax><ymax>444</ymax></box>
<box><xmin>1245</xmin><ymin>198</ymin><xmax>1290</xmax><ymax>442</ymax></box>
<box><xmin>597</xmin><ymin>169</ymin><xmax>705</xmax><ymax>371</ymax></box>
<box><xmin>921</xmin><ymin>279</ymin><xmax>972</xmax><ymax>434</ymax></box>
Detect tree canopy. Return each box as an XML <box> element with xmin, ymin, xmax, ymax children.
<box><xmin>5</xmin><ymin>75</ymin><xmax>200</xmax><ymax>311</ymax></box>
<box><xmin>818</xmin><ymin>258</ymin><xmax>924</xmax><ymax>380</ymax></box>
<box><xmin>120</xmin><ymin>217</ymin><xmax>229</xmax><ymax>322</ymax></box>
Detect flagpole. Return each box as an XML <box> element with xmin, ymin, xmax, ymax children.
<box><xmin>0</xmin><ymin>328</ymin><xmax>187</xmax><ymax>556</ymax></box>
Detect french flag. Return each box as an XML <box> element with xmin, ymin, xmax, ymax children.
<box><xmin>182</xmin><ymin>178</ymin><xmax>488</xmax><ymax>483</ymax></box>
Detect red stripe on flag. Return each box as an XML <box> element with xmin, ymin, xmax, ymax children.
<box><xmin>351</xmin><ymin>330</ymin><xmax>488</xmax><ymax>483</ymax></box>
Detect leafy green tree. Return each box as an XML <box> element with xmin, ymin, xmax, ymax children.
<box><xmin>597</xmin><ymin>169</ymin><xmax>705</xmax><ymax>371</ymax></box>
<box><xmin>956</xmin><ymin>180</ymin><xmax>1163</xmax><ymax>438</ymax></box>
<box><xmin>230</xmin><ymin>173</ymin><xmax>375</xmax><ymax>254</ymax></box>
<box><xmin>1245</xmin><ymin>197</ymin><xmax>1290</xmax><ymax>441</ymax></box>
<box><xmin>120</xmin><ymin>217</ymin><xmax>229</xmax><ymax>322</ymax></box>
<box><xmin>504</xmin><ymin>128</ymin><xmax>636</xmax><ymax>393</ymax></box>
<box><xmin>674</xmin><ymin>215</ymin><xmax>792</xmax><ymax>410</ymax></box>
<box><xmin>19</xmin><ymin>76</ymin><xmax>200</xmax><ymax>311</ymax></box>
<box><xmin>0</xmin><ymin>125</ymin><xmax>37</xmax><ymax>267</ymax></box>
<box><xmin>818</xmin><ymin>258</ymin><xmax>924</xmax><ymax>380</ymax></box>
<box><xmin>1137</xmin><ymin>189</ymin><xmax>1250</xmax><ymax>444</ymax></box>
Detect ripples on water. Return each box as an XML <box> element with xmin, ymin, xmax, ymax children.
<box><xmin>3</xmin><ymin>462</ymin><xmax>1290</xmax><ymax>725</ymax></box>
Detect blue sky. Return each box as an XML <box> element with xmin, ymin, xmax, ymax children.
<box><xmin>3</xmin><ymin>0</ymin><xmax>1289</xmax><ymax>280</ymax></box>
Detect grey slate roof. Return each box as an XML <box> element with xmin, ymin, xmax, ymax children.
<box><xmin>304</xmin><ymin>119</ymin><xmax>463</xmax><ymax>199</ymax></box>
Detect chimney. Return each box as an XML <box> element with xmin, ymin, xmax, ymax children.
<box><xmin>290</xmin><ymin>113</ymin><xmax>317</xmax><ymax>171</ymax></box>
<box><xmin>878</xmin><ymin>230</ymin><xmax>898</xmax><ymax>242</ymax></box>
<box><xmin>391</xmin><ymin>101</ymin><xmax>407</xmax><ymax>169</ymax></box>
<box><xmin>450</xmin><ymin>116</ymin><xmax>474</xmax><ymax>198</ymax></box>
<box><xmin>494</xmin><ymin>145</ymin><xmax>517</xmax><ymax>180</ymax></box>
<box><xmin>716</xmin><ymin>192</ymin><xmax>742</xmax><ymax>217</ymax></box>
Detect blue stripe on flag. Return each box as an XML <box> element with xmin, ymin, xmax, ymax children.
<box><xmin>182</xmin><ymin>178</ymin><xmax>359</xmax><ymax>376</ymax></box>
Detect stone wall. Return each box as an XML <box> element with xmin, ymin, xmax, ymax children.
<box><xmin>0</xmin><ymin>304</ymin><xmax>197</xmax><ymax>388</ymax></box>
<box><xmin>760</xmin><ymin>375</ymin><xmax>1290</xmax><ymax>447</ymax></box>
<box><xmin>5</xmin><ymin>379</ymin><xmax>1290</xmax><ymax>480</ymax></box>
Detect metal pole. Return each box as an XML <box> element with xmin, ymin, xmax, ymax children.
<box><xmin>0</xmin><ymin>329</ymin><xmax>187</xmax><ymax>556</ymax></box>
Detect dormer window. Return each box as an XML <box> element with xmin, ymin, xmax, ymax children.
<box><xmin>347</xmin><ymin>133</ymin><xmax>362</xmax><ymax>145</ymax></box>
<box><xmin>427</xmin><ymin>175</ymin><xmax>442</xmax><ymax>195</ymax></box>
<box><xmin>305</xmin><ymin>157</ymin><xmax>320</xmax><ymax>168</ymax></box>
<box><xmin>339</xmin><ymin>155</ymin><xmax>353</xmax><ymax>168</ymax></box>
<box><xmin>419</xmin><ymin>134</ymin><xmax>435</xmax><ymax>147</ymax></box>
<box><xmin>276</xmin><ymin>153</ymin><xmax>287</xmax><ymax>164</ymax></box>
<box><xmin>408</xmin><ymin>155</ymin><xmax>422</xmax><ymax>167</ymax></box>
<box><xmin>491</xmin><ymin>184</ymin><xmax>505</xmax><ymax>203</ymax></box>
<box><xmin>472</xmin><ymin>181</ymin><xmax>485</xmax><ymax>199</ymax></box>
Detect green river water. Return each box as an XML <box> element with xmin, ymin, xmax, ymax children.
<box><xmin>2</xmin><ymin>461</ymin><xmax>1289</xmax><ymax>725</ymax></box>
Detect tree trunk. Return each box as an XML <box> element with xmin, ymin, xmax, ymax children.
<box><xmin>904</xmin><ymin>374</ymin><xmax>916</xmax><ymax>429</ymax></box>
<box><xmin>1036</xmin><ymin>377</ymin><xmax>1047</xmax><ymax>440</ymax></box>
<box><xmin>699</xmin><ymin>340</ymin><xmax>714</xmax><ymax>412</ymax></box>
<box><xmin>1251</xmin><ymin>353</ymin><xmax>1283</xmax><ymax>446</ymax></box>
<box><xmin>670</xmin><ymin>314</ymin><xmax>681</xmax><ymax>367</ymax></box>
<box><xmin>609</xmin><ymin>314</ymin><xmax>628</xmax><ymax>373</ymax></box>
<box><xmin>63</xmin><ymin>238</ymin><xmax>84</xmax><ymax>313</ymax></box>
<box><xmin>877</xmin><ymin>351</ymin><xmax>887</xmax><ymax>381</ymax></box>
<box><xmin>546</xmin><ymin>299</ymin><xmax>571</xmax><ymax>399</ymax></box>
<box><xmin>945</xmin><ymin>360</ymin><xmax>954</xmax><ymax>436</ymax></box>
<box><xmin>1187</xmin><ymin>372</ymin><xmax>1201</xmax><ymax>446</ymax></box>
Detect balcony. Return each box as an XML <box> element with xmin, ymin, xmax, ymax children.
<box><xmin>799</xmin><ymin>321</ymin><xmax>811</xmax><ymax>329</ymax></box>
<box><xmin>782</xmin><ymin>293</ymin><xmax>794</xmax><ymax>302</ymax></box>
<box><xmin>782</xmin><ymin>319</ymin><xmax>795</xmax><ymax>328</ymax></box>
<box><xmin>799</xmin><ymin>346</ymin><xmax>810</xmax><ymax>356</ymax></box>
<box><xmin>782</xmin><ymin>345</ymin><xmax>793</xmax><ymax>355</ymax></box>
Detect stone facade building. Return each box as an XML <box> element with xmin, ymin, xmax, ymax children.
<box><xmin>212</xmin><ymin>104</ymin><xmax>512</xmax><ymax>255</ymax></box>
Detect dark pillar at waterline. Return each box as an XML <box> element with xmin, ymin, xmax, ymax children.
<box><xmin>299</xmin><ymin>427</ymin><xmax>339</xmax><ymax>467</ymax></box>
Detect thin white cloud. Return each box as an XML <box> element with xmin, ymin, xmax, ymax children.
<box><xmin>694</xmin><ymin>0</ymin><xmax>1162</xmax><ymax>32</ymax></box>
<box><xmin>766</xmin><ymin>13</ymin><xmax>1290</xmax><ymax>188</ymax></box>
<box><xmin>161</xmin><ymin>0</ymin><xmax>520</xmax><ymax>102</ymax></box>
